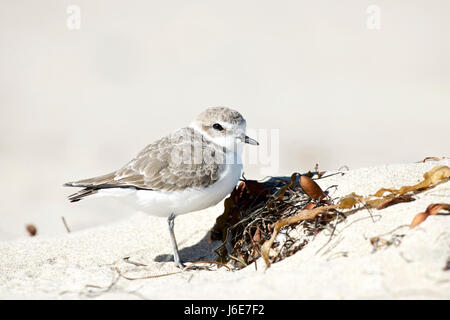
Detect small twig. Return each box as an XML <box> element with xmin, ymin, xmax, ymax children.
<box><xmin>356</xmin><ymin>195</ymin><xmax>376</xmax><ymax>223</ymax></box>
<box><xmin>320</xmin><ymin>235</ymin><xmax>345</xmax><ymax>257</ymax></box>
<box><xmin>372</xmin><ymin>224</ymin><xmax>410</xmax><ymax>238</ymax></box>
<box><xmin>183</xmin><ymin>260</ymin><xmax>232</xmax><ymax>271</ymax></box>
<box><xmin>368</xmin><ymin>224</ymin><xmax>409</xmax><ymax>252</ymax></box>
<box><xmin>123</xmin><ymin>256</ymin><xmax>147</xmax><ymax>267</ymax></box>
<box><xmin>80</xmin><ymin>269</ymin><xmax>120</xmax><ymax>298</ymax></box>
<box><xmin>116</xmin><ymin>260</ymin><xmax>231</xmax><ymax>282</ymax></box>
<box><xmin>417</xmin><ymin>156</ymin><xmax>449</xmax><ymax>163</ymax></box>
<box><xmin>115</xmin><ymin>267</ymin><xmax>182</xmax><ymax>280</ymax></box>
<box><xmin>61</xmin><ymin>216</ymin><xmax>71</xmax><ymax>233</ymax></box>
<box><xmin>326</xmin><ymin>251</ymin><xmax>348</xmax><ymax>261</ymax></box>
<box><xmin>313</xmin><ymin>172</ymin><xmax>345</xmax><ymax>180</ymax></box>
<box><xmin>228</xmin><ymin>254</ymin><xmax>248</xmax><ymax>268</ymax></box>
<box><xmin>316</xmin><ymin>211</ymin><xmax>341</xmax><ymax>255</ymax></box>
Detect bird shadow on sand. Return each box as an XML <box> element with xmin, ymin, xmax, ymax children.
<box><xmin>154</xmin><ymin>232</ymin><xmax>220</xmax><ymax>264</ymax></box>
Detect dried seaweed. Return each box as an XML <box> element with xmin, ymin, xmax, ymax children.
<box><xmin>373</xmin><ymin>165</ymin><xmax>450</xmax><ymax>197</ymax></box>
<box><xmin>410</xmin><ymin>203</ymin><xmax>450</xmax><ymax>228</ymax></box>
<box><xmin>368</xmin><ymin>225</ymin><xmax>409</xmax><ymax>252</ymax></box>
<box><xmin>338</xmin><ymin>165</ymin><xmax>450</xmax><ymax>210</ymax></box>
<box><xmin>211</xmin><ymin>170</ymin><xmax>336</xmax><ymax>269</ymax></box>
<box><xmin>211</xmin><ymin>165</ymin><xmax>450</xmax><ymax>269</ymax></box>
<box><xmin>260</xmin><ymin>205</ymin><xmax>337</xmax><ymax>266</ymax></box>
<box><xmin>418</xmin><ymin>156</ymin><xmax>449</xmax><ymax>163</ymax></box>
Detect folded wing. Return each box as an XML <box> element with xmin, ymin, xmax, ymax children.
<box><xmin>64</xmin><ymin>128</ymin><xmax>224</xmax><ymax>202</ymax></box>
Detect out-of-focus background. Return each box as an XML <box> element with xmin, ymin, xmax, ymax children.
<box><xmin>1</xmin><ymin>0</ymin><xmax>449</xmax><ymax>240</ymax></box>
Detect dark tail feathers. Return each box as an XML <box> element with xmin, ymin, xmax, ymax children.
<box><xmin>65</xmin><ymin>186</ymin><xmax>99</xmax><ymax>202</ymax></box>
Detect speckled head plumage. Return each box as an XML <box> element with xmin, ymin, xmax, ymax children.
<box><xmin>190</xmin><ymin>106</ymin><xmax>258</xmax><ymax>150</ymax></box>
<box><xmin>195</xmin><ymin>107</ymin><xmax>246</xmax><ymax>126</ymax></box>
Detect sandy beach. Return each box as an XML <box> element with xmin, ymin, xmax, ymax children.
<box><xmin>1</xmin><ymin>1</ymin><xmax>449</xmax><ymax>300</ymax></box>
<box><xmin>1</xmin><ymin>160</ymin><xmax>449</xmax><ymax>299</ymax></box>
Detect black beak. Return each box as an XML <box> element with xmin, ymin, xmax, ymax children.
<box><xmin>244</xmin><ymin>135</ymin><xmax>259</xmax><ymax>146</ymax></box>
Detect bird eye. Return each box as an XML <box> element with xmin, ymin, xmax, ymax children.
<box><xmin>212</xmin><ymin>123</ymin><xmax>224</xmax><ymax>131</ymax></box>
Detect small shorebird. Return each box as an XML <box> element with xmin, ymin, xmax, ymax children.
<box><xmin>64</xmin><ymin>107</ymin><xmax>258</xmax><ymax>268</ymax></box>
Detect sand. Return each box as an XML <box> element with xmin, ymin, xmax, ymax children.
<box><xmin>0</xmin><ymin>160</ymin><xmax>449</xmax><ymax>299</ymax></box>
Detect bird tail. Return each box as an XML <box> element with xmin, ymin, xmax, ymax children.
<box><xmin>63</xmin><ymin>172</ymin><xmax>116</xmax><ymax>202</ymax></box>
<box><xmin>65</xmin><ymin>187</ymin><xmax>99</xmax><ymax>202</ymax></box>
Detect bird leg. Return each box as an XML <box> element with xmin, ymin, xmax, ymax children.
<box><xmin>167</xmin><ymin>213</ymin><xmax>185</xmax><ymax>269</ymax></box>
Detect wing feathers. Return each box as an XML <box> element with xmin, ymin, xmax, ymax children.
<box><xmin>64</xmin><ymin>127</ymin><xmax>225</xmax><ymax>201</ymax></box>
<box><xmin>64</xmin><ymin>172</ymin><xmax>116</xmax><ymax>188</ymax></box>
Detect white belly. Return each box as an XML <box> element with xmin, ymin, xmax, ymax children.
<box><xmin>97</xmin><ymin>163</ymin><xmax>242</xmax><ymax>217</ymax></box>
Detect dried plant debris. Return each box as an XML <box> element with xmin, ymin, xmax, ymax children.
<box><xmin>444</xmin><ymin>258</ymin><xmax>450</xmax><ymax>271</ymax></box>
<box><xmin>373</xmin><ymin>165</ymin><xmax>450</xmax><ymax>197</ymax></box>
<box><xmin>338</xmin><ymin>165</ymin><xmax>450</xmax><ymax>210</ymax></box>
<box><xmin>410</xmin><ymin>203</ymin><xmax>450</xmax><ymax>229</ymax></box>
<box><xmin>418</xmin><ymin>156</ymin><xmax>449</xmax><ymax>163</ymax></box>
<box><xmin>368</xmin><ymin>225</ymin><xmax>409</xmax><ymax>252</ymax></box>
<box><xmin>26</xmin><ymin>224</ymin><xmax>37</xmax><ymax>236</ymax></box>
<box><xmin>260</xmin><ymin>205</ymin><xmax>337</xmax><ymax>266</ymax></box>
<box><xmin>211</xmin><ymin>165</ymin><xmax>450</xmax><ymax>269</ymax></box>
<box><xmin>61</xmin><ymin>216</ymin><xmax>71</xmax><ymax>233</ymax></box>
<box><xmin>211</xmin><ymin>170</ymin><xmax>339</xmax><ymax>269</ymax></box>
<box><xmin>303</xmin><ymin>163</ymin><xmax>326</xmax><ymax>179</ymax></box>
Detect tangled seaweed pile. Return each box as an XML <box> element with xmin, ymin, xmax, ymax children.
<box><xmin>210</xmin><ymin>164</ymin><xmax>450</xmax><ymax>270</ymax></box>
<box><xmin>209</xmin><ymin>171</ymin><xmax>338</xmax><ymax>269</ymax></box>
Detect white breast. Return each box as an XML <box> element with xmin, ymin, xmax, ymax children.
<box><xmin>97</xmin><ymin>163</ymin><xmax>242</xmax><ymax>217</ymax></box>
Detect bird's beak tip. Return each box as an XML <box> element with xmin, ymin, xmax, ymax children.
<box><xmin>244</xmin><ymin>135</ymin><xmax>259</xmax><ymax>146</ymax></box>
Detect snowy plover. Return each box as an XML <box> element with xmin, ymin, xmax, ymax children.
<box><xmin>64</xmin><ymin>107</ymin><xmax>258</xmax><ymax>268</ymax></box>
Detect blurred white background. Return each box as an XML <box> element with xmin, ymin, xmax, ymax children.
<box><xmin>1</xmin><ymin>0</ymin><xmax>449</xmax><ymax>240</ymax></box>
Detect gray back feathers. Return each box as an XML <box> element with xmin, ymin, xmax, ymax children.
<box><xmin>64</xmin><ymin>127</ymin><xmax>227</xmax><ymax>201</ymax></box>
